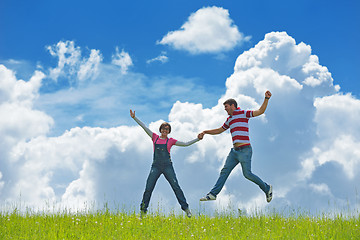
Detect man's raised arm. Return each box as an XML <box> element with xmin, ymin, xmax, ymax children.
<box><xmin>253</xmin><ymin>91</ymin><xmax>272</xmax><ymax>117</ymax></box>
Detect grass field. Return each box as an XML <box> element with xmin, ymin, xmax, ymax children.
<box><xmin>1</xmin><ymin>207</ymin><xmax>359</xmax><ymax>239</ymax></box>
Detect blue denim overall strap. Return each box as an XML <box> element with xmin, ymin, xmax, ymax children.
<box><xmin>152</xmin><ymin>137</ymin><xmax>171</xmax><ymax>166</ymax></box>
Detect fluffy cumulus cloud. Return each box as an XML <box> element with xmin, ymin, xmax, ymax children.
<box><xmin>1</xmin><ymin>31</ymin><xmax>359</xmax><ymax>216</ymax></box>
<box><xmin>0</xmin><ymin>65</ymin><xmax>54</xmax><ymax>202</ymax></box>
<box><xmin>158</xmin><ymin>6</ymin><xmax>250</xmax><ymax>54</ymax></box>
<box><xmin>8</xmin><ymin>125</ymin><xmax>152</xmax><ymax>210</ymax></box>
<box><xmin>0</xmin><ymin>66</ymin><xmax>53</xmax><ymax>146</ymax></box>
<box><xmin>300</xmin><ymin>94</ymin><xmax>360</xmax><ymax>181</ymax></box>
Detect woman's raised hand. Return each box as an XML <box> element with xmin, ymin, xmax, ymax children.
<box><xmin>130</xmin><ymin>109</ymin><xmax>135</xmax><ymax>118</ymax></box>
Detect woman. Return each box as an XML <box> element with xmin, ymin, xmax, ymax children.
<box><xmin>130</xmin><ymin>109</ymin><xmax>203</xmax><ymax>218</ymax></box>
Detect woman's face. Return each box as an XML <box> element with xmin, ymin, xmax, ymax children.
<box><xmin>160</xmin><ymin>126</ymin><xmax>170</xmax><ymax>138</ymax></box>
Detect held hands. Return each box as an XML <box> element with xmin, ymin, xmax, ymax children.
<box><xmin>130</xmin><ymin>109</ymin><xmax>135</xmax><ymax>118</ymax></box>
<box><xmin>198</xmin><ymin>132</ymin><xmax>205</xmax><ymax>140</ymax></box>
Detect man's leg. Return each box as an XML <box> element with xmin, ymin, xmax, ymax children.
<box><xmin>140</xmin><ymin>166</ymin><xmax>162</xmax><ymax>213</ymax></box>
<box><xmin>239</xmin><ymin>146</ymin><xmax>270</xmax><ymax>194</ymax></box>
<box><xmin>208</xmin><ymin>149</ymin><xmax>239</xmax><ymax>197</ymax></box>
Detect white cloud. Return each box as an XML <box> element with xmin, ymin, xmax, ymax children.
<box><xmin>1</xmin><ymin>32</ymin><xmax>359</xmax><ymax>216</ymax></box>
<box><xmin>0</xmin><ymin>66</ymin><xmax>53</xmax><ymax>146</ymax></box>
<box><xmin>234</xmin><ymin>32</ymin><xmax>311</xmax><ymax>72</ymax></box>
<box><xmin>0</xmin><ymin>65</ymin><xmax>54</xmax><ymax>206</ymax></box>
<box><xmin>77</xmin><ymin>49</ymin><xmax>103</xmax><ymax>81</ymax></box>
<box><xmin>0</xmin><ymin>65</ymin><xmax>44</xmax><ymax>106</ymax></box>
<box><xmin>6</xmin><ymin>124</ymin><xmax>155</xmax><ymax>210</ymax></box>
<box><xmin>158</xmin><ymin>6</ymin><xmax>250</xmax><ymax>54</ymax></box>
<box><xmin>302</xmin><ymin>55</ymin><xmax>333</xmax><ymax>87</ymax></box>
<box><xmin>47</xmin><ymin>41</ymin><xmax>82</xmax><ymax>81</ymax></box>
<box><xmin>147</xmin><ymin>51</ymin><xmax>169</xmax><ymax>64</ymax></box>
<box><xmin>298</xmin><ymin>94</ymin><xmax>360</xmax><ymax>181</ymax></box>
<box><xmin>0</xmin><ymin>172</ymin><xmax>4</xmax><ymax>194</ymax></box>
<box><xmin>111</xmin><ymin>47</ymin><xmax>133</xmax><ymax>74</ymax></box>
<box><xmin>309</xmin><ymin>183</ymin><xmax>331</xmax><ymax>196</ymax></box>
<box><xmin>47</xmin><ymin>40</ymin><xmax>103</xmax><ymax>83</ymax></box>
<box><xmin>314</xmin><ymin>93</ymin><xmax>360</xmax><ymax>138</ymax></box>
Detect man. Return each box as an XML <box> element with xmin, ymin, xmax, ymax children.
<box><xmin>199</xmin><ymin>91</ymin><xmax>273</xmax><ymax>203</ymax></box>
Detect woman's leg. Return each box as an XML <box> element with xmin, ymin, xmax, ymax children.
<box><xmin>140</xmin><ymin>166</ymin><xmax>162</xmax><ymax>212</ymax></box>
<box><xmin>163</xmin><ymin>164</ymin><xmax>189</xmax><ymax>211</ymax></box>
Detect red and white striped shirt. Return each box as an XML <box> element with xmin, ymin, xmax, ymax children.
<box><xmin>222</xmin><ymin>108</ymin><xmax>253</xmax><ymax>146</ymax></box>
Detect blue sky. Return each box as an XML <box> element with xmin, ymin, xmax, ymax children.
<box><xmin>1</xmin><ymin>0</ymin><xmax>360</xmax><ymax>215</ymax></box>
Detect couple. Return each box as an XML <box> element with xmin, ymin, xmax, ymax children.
<box><xmin>130</xmin><ymin>91</ymin><xmax>273</xmax><ymax>218</ymax></box>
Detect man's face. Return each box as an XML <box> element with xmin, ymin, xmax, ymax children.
<box><xmin>224</xmin><ymin>104</ymin><xmax>236</xmax><ymax>116</ymax></box>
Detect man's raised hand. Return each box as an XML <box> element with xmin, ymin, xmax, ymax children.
<box><xmin>265</xmin><ymin>91</ymin><xmax>272</xmax><ymax>99</ymax></box>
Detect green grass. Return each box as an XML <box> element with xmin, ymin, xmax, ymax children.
<box><xmin>1</xmin><ymin>208</ymin><xmax>359</xmax><ymax>239</ymax></box>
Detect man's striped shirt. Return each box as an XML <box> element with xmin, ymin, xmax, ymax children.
<box><xmin>222</xmin><ymin>108</ymin><xmax>253</xmax><ymax>146</ymax></box>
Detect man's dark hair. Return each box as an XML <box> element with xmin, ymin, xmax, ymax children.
<box><xmin>223</xmin><ymin>98</ymin><xmax>238</xmax><ymax>108</ymax></box>
<box><xmin>159</xmin><ymin>122</ymin><xmax>171</xmax><ymax>133</ymax></box>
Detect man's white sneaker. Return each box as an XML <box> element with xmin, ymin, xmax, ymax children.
<box><xmin>184</xmin><ymin>208</ymin><xmax>192</xmax><ymax>218</ymax></box>
<box><xmin>266</xmin><ymin>185</ymin><xmax>273</xmax><ymax>203</ymax></box>
<box><xmin>200</xmin><ymin>193</ymin><xmax>216</xmax><ymax>201</ymax></box>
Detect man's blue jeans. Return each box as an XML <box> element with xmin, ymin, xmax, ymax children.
<box><xmin>209</xmin><ymin>145</ymin><xmax>270</xmax><ymax>196</ymax></box>
<box><xmin>141</xmin><ymin>163</ymin><xmax>189</xmax><ymax>212</ymax></box>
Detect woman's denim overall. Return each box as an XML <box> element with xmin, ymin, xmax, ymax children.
<box><xmin>140</xmin><ymin>137</ymin><xmax>189</xmax><ymax>212</ymax></box>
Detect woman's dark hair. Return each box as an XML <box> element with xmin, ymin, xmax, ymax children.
<box><xmin>223</xmin><ymin>98</ymin><xmax>238</xmax><ymax>108</ymax></box>
<box><xmin>159</xmin><ymin>122</ymin><xmax>171</xmax><ymax>133</ymax></box>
